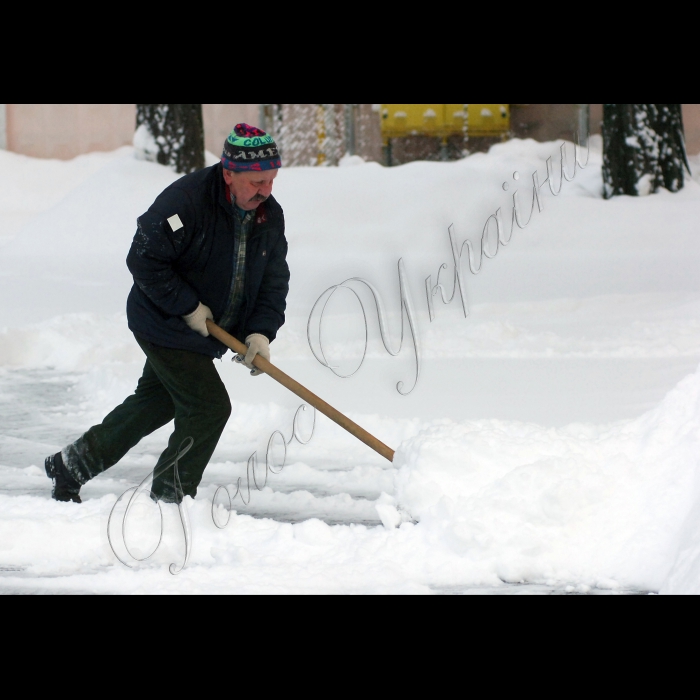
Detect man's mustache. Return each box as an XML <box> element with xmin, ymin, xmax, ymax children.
<box><xmin>250</xmin><ymin>194</ymin><xmax>268</xmax><ymax>202</ymax></box>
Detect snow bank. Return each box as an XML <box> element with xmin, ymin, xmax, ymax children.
<box><xmin>0</xmin><ymin>148</ymin><xmax>179</xmax><ymax>329</ymax></box>
<box><xmin>395</xmin><ymin>363</ymin><xmax>700</xmax><ymax>591</ymax></box>
<box><xmin>5</xmin><ymin>136</ymin><xmax>700</xmax><ymax>369</ymax></box>
<box><xmin>0</xmin><ymin>313</ymin><xmax>139</xmax><ymax>368</ymax></box>
<box><xmin>0</xmin><ymin>147</ymin><xmax>131</xmax><ymax>244</ymax></box>
<box><xmin>659</xmin><ymin>500</ymin><xmax>700</xmax><ymax>594</ymax></box>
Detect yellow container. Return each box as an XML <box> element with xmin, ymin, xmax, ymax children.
<box><xmin>380</xmin><ymin>104</ymin><xmax>510</xmax><ymax>140</ymax></box>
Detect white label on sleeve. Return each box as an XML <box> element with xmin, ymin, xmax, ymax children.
<box><xmin>167</xmin><ymin>214</ymin><xmax>183</xmax><ymax>231</ymax></box>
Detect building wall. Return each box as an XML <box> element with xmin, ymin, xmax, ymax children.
<box><xmin>3</xmin><ymin>104</ymin><xmax>262</xmax><ymax>161</ymax></box>
<box><xmin>682</xmin><ymin>104</ymin><xmax>700</xmax><ymax>155</ymax></box>
<box><xmin>0</xmin><ymin>104</ymin><xmax>6</xmax><ymax>150</ymax></box>
<box><xmin>510</xmin><ymin>104</ymin><xmax>596</xmax><ymax>142</ymax></box>
<box><xmin>6</xmin><ymin>104</ymin><xmax>136</xmax><ymax>159</ymax></box>
<box><xmin>508</xmin><ymin>104</ymin><xmax>700</xmax><ymax>155</ymax></box>
<box><xmin>202</xmin><ymin>104</ymin><xmax>260</xmax><ymax>156</ymax></box>
<box><xmin>3</xmin><ymin>104</ymin><xmax>699</xmax><ymax>162</ymax></box>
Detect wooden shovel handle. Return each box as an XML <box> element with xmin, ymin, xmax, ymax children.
<box><xmin>206</xmin><ymin>320</ymin><xmax>395</xmax><ymax>463</ymax></box>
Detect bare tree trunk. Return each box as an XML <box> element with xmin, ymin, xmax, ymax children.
<box><xmin>135</xmin><ymin>104</ymin><xmax>205</xmax><ymax>174</ymax></box>
<box><xmin>602</xmin><ymin>104</ymin><xmax>689</xmax><ymax>199</ymax></box>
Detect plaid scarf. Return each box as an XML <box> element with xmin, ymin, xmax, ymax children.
<box><xmin>218</xmin><ymin>205</ymin><xmax>254</xmax><ymax>331</ymax></box>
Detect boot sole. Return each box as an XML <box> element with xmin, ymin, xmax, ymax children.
<box><xmin>46</xmin><ymin>454</ymin><xmax>82</xmax><ymax>503</ymax></box>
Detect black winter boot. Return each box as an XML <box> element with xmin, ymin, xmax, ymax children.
<box><xmin>45</xmin><ymin>452</ymin><xmax>82</xmax><ymax>503</ymax></box>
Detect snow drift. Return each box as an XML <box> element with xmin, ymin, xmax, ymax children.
<box><xmin>394</xmin><ymin>363</ymin><xmax>700</xmax><ymax>592</ymax></box>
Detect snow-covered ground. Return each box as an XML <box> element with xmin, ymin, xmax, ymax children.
<box><xmin>1</xmin><ymin>138</ymin><xmax>700</xmax><ymax>594</ymax></box>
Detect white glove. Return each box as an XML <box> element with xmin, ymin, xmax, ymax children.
<box><xmin>236</xmin><ymin>333</ymin><xmax>270</xmax><ymax>376</ymax></box>
<box><xmin>182</xmin><ymin>302</ymin><xmax>213</xmax><ymax>337</ymax></box>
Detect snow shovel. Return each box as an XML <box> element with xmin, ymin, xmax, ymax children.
<box><xmin>206</xmin><ymin>320</ymin><xmax>395</xmax><ymax>463</ymax></box>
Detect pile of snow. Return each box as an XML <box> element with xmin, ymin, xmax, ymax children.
<box><xmin>660</xmin><ymin>497</ymin><xmax>700</xmax><ymax>594</ymax></box>
<box><xmin>394</xmin><ymin>363</ymin><xmax>700</xmax><ymax>592</ymax></box>
<box><xmin>0</xmin><ymin>313</ymin><xmax>139</xmax><ymax>368</ymax></box>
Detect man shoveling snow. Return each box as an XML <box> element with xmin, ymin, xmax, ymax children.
<box><xmin>44</xmin><ymin>124</ymin><xmax>289</xmax><ymax>503</ymax></box>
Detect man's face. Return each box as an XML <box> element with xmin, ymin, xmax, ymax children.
<box><xmin>223</xmin><ymin>168</ymin><xmax>279</xmax><ymax>210</ymax></box>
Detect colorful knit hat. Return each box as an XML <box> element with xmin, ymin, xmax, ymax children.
<box><xmin>221</xmin><ymin>124</ymin><xmax>282</xmax><ymax>172</ymax></box>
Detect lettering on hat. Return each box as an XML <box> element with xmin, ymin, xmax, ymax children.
<box><xmin>229</xmin><ymin>147</ymin><xmax>279</xmax><ymax>160</ymax></box>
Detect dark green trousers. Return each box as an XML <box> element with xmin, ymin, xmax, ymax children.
<box><xmin>63</xmin><ymin>336</ymin><xmax>231</xmax><ymax>502</ymax></box>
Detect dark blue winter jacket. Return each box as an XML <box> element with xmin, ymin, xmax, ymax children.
<box><xmin>126</xmin><ymin>163</ymin><xmax>289</xmax><ymax>358</ymax></box>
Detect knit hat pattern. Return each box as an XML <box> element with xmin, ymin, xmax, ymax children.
<box><xmin>221</xmin><ymin>123</ymin><xmax>282</xmax><ymax>172</ymax></box>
